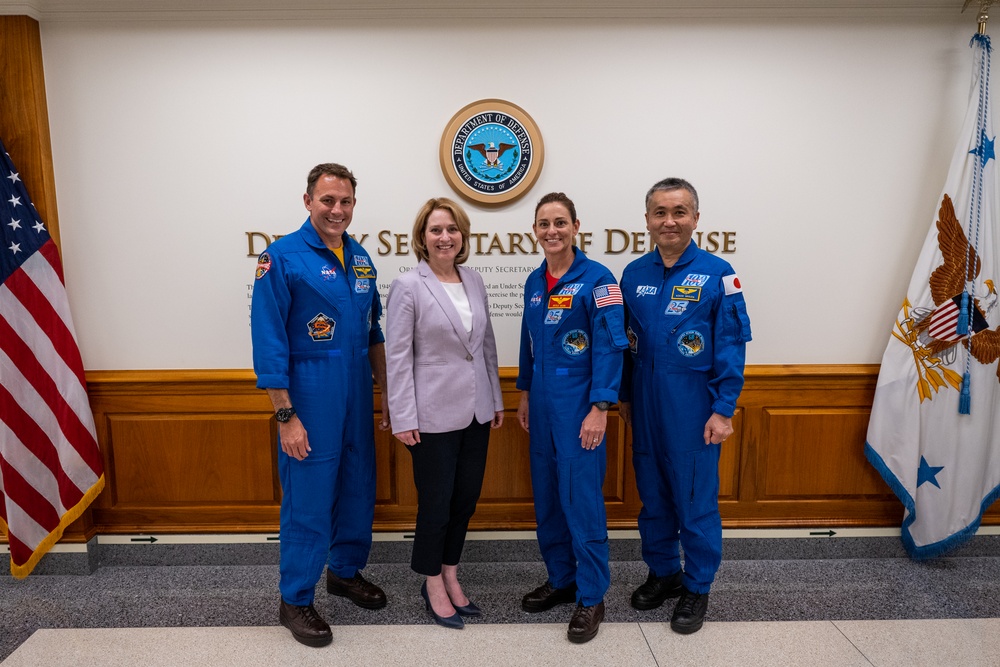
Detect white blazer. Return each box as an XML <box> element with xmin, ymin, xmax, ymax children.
<box><xmin>386</xmin><ymin>260</ymin><xmax>503</xmax><ymax>434</ymax></box>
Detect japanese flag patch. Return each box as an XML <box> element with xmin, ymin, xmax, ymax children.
<box><xmin>723</xmin><ymin>274</ymin><xmax>743</xmax><ymax>296</ymax></box>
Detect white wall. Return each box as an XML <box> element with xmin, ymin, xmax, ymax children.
<box><xmin>39</xmin><ymin>17</ymin><xmax>974</xmax><ymax>369</ymax></box>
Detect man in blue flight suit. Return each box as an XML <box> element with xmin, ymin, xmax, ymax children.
<box><xmin>620</xmin><ymin>178</ymin><xmax>751</xmax><ymax>635</ymax></box>
<box><xmin>251</xmin><ymin>163</ymin><xmax>389</xmax><ymax>648</ymax></box>
<box><xmin>516</xmin><ymin>192</ymin><xmax>629</xmax><ymax>644</ymax></box>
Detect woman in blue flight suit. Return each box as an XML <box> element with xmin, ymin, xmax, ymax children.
<box><xmin>516</xmin><ymin>192</ymin><xmax>628</xmax><ymax>644</ymax></box>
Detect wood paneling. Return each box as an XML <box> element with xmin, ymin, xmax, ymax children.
<box><xmin>0</xmin><ymin>16</ymin><xmax>61</xmax><ymax>248</ymax></box>
<box><xmin>70</xmin><ymin>363</ymin><xmax>1000</xmax><ymax>540</ymax></box>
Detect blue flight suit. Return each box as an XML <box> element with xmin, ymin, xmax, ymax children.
<box><xmin>517</xmin><ymin>247</ymin><xmax>629</xmax><ymax>606</ymax></box>
<box><xmin>251</xmin><ymin>219</ymin><xmax>382</xmax><ymax>606</ymax></box>
<box><xmin>620</xmin><ymin>243</ymin><xmax>751</xmax><ymax>595</ymax></box>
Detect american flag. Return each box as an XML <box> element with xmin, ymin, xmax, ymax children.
<box><xmin>0</xmin><ymin>139</ymin><xmax>104</xmax><ymax>578</ymax></box>
<box><xmin>593</xmin><ymin>284</ymin><xmax>623</xmax><ymax>308</ymax></box>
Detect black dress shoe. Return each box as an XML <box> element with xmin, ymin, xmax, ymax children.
<box><xmin>567</xmin><ymin>601</ymin><xmax>605</xmax><ymax>644</ymax></box>
<box><xmin>521</xmin><ymin>581</ymin><xmax>578</xmax><ymax>613</ymax></box>
<box><xmin>630</xmin><ymin>570</ymin><xmax>684</xmax><ymax>610</ymax></box>
<box><xmin>670</xmin><ymin>588</ymin><xmax>709</xmax><ymax>634</ymax></box>
<box><xmin>452</xmin><ymin>599</ymin><xmax>482</xmax><ymax>617</ymax></box>
<box><xmin>326</xmin><ymin>569</ymin><xmax>387</xmax><ymax>609</ymax></box>
<box><xmin>279</xmin><ymin>600</ymin><xmax>332</xmax><ymax>648</ymax></box>
<box><xmin>420</xmin><ymin>581</ymin><xmax>464</xmax><ymax>629</ymax></box>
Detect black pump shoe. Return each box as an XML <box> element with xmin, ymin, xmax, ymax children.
<box><xmin>420</xmin><ymin>581</ymin><xmax>464</xmax><ymax>629</ymax></box>
<box><xmin>452</xmin><ymin>599</ymin><xmax>482</xmax><ymax>617</ymax></box>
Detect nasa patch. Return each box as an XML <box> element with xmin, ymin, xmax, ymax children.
<box><xmin>308</xmin><ymin>313</ymin><xmax>336</xmax><ymax>341</ymax></box>
<box><xmin>255</xmin><ymin>253</ymin><xmax>271</xmax><ymax>280</ymax></box>
<box><xmin>320</xmin><ymin>264</ymin><xmax>337</xmax><ymax>281</ymax></box>
<box><xmin>530</xmin><ymin>291</ymin><xmax>543</xmax><ymax>307</ymax></box>
<box><xmin>562</xmin><ymin>329</ymin><xmax>589</xmax><ymax>356</ymax></box>
<box><xmin>677</xmin><ymin>330</ymin><xmax>705</xmax><ymax>357</ymax></box>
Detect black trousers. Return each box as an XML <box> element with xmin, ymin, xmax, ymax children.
<box><xmin>407</xmin><ymin>418</ymin><xmax>491</xmax><ymax>576</ymax></box>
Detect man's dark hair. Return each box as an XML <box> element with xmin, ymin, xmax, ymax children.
<box><xmin>306</xmin><ymin>163</ymin><xmax>357</xmax><ymax>197</ymax></box>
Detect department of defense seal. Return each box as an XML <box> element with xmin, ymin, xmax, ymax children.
<box><xmin>440</xmin><ymin>99</ymin><xmax>544</xmax><ymax>206</ymax></box>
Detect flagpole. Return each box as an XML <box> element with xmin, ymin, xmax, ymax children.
<box><xmin>964</xmin><ymin>0</ymin><xmax>998</xmax><ymax>35</ymax></box>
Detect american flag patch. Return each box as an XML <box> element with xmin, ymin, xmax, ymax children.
<box><xmin>593</xmin><ymin>284</ymin><xmax>623</xmax><ymax>307</ymax></box>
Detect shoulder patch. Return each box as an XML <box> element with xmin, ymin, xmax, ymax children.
<box><xmin>255</xmin><ymin>253</ymin><xmax>271</xmax><ymax>280</ymax></box>
<box><xmin>723</xmin><ymin>274</ymin><xmax>743</xmax><ymax>295</ymax></box>
<box><xmin>593</xmin><ymin>284</ymin><xmax>623</xmax><ymax>308</ymax></box>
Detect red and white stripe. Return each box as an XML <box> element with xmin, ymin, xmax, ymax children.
<box><xmin>0</xmin><ymin>240</ymin><xmax>103</xmax><ymax>578</ymax></box>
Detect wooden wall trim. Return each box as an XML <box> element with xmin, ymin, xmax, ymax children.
<box><xmin>72</xmin><ymin>364</ymin><xmax>997</xmax><ymax>537</ymax></box>
<box><xmin>74</xmin><ymin>363</ymin><xmax>999</xmax><ymax>540</ymax></box>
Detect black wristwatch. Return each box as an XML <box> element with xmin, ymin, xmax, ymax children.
<box><xmin>592</xmin><ymin>401</ymin><xmax>612</xmax><ymax>411</ymax></box>
<box><xmin>275</xmin><ymin>407</ymin><xmax>296</xmax><ymax>423</ymax></box>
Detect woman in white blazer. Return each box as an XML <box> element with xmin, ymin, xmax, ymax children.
<box><xmin>386</xmin><ymin>198</ymin><xmax>504</xmax><ymax>630</ymax></box>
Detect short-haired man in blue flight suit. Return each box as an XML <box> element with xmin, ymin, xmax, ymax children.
<box><xmin>251</xmin><ymin>163</ymin><xmax>390</xmax><ymax>648</ymax></box>
<box><xmin>620</xmin><ymin>178</ymin><xmax>751</xmax><ymax>635</ymax></box>
<box><xmin>516</xmin><ymin>192</ymin><xmax>629</xmax><ymax>644</ymax></box>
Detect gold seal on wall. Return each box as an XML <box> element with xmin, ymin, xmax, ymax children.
<box><xmin>439</xmin><ymin>99</ymin><xmax>544</xmax><ymax>206</ymax></box>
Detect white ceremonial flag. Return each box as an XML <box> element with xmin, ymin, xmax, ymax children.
<box><xmin>866</xmin><ymin>33</ymin><xmax>1000</xmax><ymax>559</ymax></box>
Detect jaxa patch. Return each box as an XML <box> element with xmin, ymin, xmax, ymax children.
<box><xmin>355</xmin><ymin>279</ymin><xmax>370</xmax><ymax>293</ymax></box>
<box><xmin>636</xmin><ymin>285</ymin><xmax>657</xmax><ymax>297</ymax></box>
<box><xmin>677</xmin><ymin>330</ymin><xmax>705</xmax><ymax>357</ymax></box>
<box><xmin>530</xmin><ymin>291</ymin><xmax>543</xmax><ymax>308</ymax></box>
<box><xmin>308</xmin><ymin>313</ymin><xmax>336</xmax><ymax>341</ymax></box>
<box><xmin>626</xmin><ymin>326</ymin><xmax>638</xmax><ymax>353</ymax></box>
<box><xmin>353</xmin><ymin>265</ymin><xmax>375</xmax><ymax>279</ymax></box>
<box><xmin>559</xmin><ymin>283</ymin><xmax>584</xmax><ymax>296</ymax></box>
<box><xmin>548</xmin><ymin>294</ymin><xmax>573</xmax><ymax>310</ymax></box>
<box><xmin>682</xmin><ymin>273</ymin><xmax>710</xmax><ymax>287</ymax></box>
<box><xmin>671</xmin><ymin>285</ymin><xmax>702</xmax><ymax>301</ymax></box>
<box><xmin>320</xmin><ymin>264</ymin><xmax>337</xmax><ymax>281</ymax></box>
<box><xmin>545</xmin><ymin>310</ymin><xmax>564</xmax><ymax>325</ymax></box>
<box><xmin>665</xmin><ymin>300</ymin><xmax>689</xmax><ymax>315</ymax></box>
<box><xmin>255</xmin><ymin>253</ymin><xmax>271</xmax><ymax>280</ymax></box>
<box><xmin>562</xmin><ymin>329</ymin><xmax>589</xmax><ymax>355</ymax></box>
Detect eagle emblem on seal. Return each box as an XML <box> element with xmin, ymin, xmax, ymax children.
<box><xmin>896</xmin><ymin>193</ymin><xmax>1000</xmax><ymax>401</ymax></box>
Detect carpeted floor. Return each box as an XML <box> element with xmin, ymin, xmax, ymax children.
<box><xmin>2</xmin><ymin>535</ymin><xmax>999</xmax><ymax>662</ymax></box>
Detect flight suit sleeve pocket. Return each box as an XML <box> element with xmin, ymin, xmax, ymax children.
<box><xmin>601</xmin><ymin>309</ymin><xmax>630</xmax><ymax>351</ymax></box>
<box><xmin>730</xmin><ymin>300</ymin><xmax>752</xmax><ymax>343</ymax></box>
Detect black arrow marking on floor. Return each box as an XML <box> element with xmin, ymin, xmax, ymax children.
<box><xmin>130</xmin><ymin>536</ymin><xmax>158</xmax><ymax>543</ymax></box>
<box><xmin>809</xmin><ymin>530</ymin><xmax>836</xmax><ymax>537</ymax></box>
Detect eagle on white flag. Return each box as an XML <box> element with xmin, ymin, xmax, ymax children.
<box><xmin>866</xmin><ymin>33</ymin><xmax>1000</xmax><ymax>559</ymax></box>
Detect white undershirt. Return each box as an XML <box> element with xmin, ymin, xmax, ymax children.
<box><xmin>441</xmin><ymin>281</ymin><xmax>473</xmax><ymax>333</ymax></box>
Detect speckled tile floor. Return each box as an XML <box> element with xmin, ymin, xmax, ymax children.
<box><xmin>2</xmin><ymin>536</ymin><xmax>999</xmax><ymax>665</ymax></box>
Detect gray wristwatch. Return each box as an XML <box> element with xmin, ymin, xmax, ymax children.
<box><xmin>592</xmin><ymin>401</ymin><xmax>612</xmax><ymax>411</ymax></box>
<box><xmin>275</xmin><ymin>407</ymin><xmax>296</xmax><ymax>423</ymax></box>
